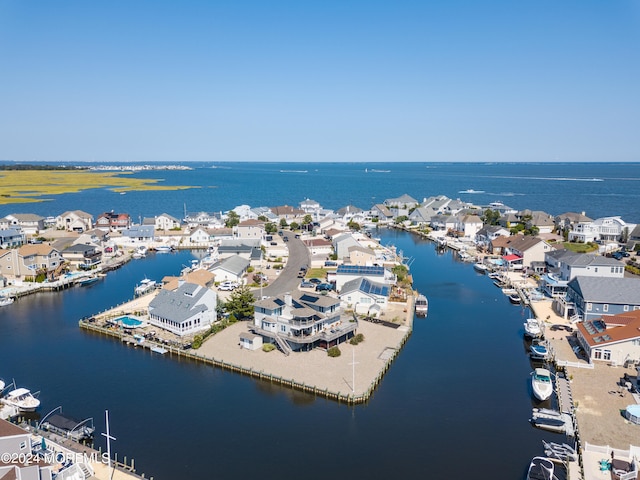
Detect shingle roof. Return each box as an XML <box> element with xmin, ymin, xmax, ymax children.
<box><xmin>148</xmin><ymin>283</ymin><xmax>211</xmax><ymax>324</ymax></box>
<box><xmin>569</xmin><ymin>276</ymin><xmax>640</xmax><ymax>304</ymax></box>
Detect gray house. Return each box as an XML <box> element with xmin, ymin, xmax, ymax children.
<box><xmin>122</xmin><ymin>225</ymin><xmax>155</xmax><ymax>242</ymax></box>
<box><xmin>211</xmin><ymin>255</ymin><xmax>250</xmax><ymax>283</ymax></box>
<box><xmin>566</xmin><ymin>276</ymin><xmax>640</xmax><ymax>322</ymax></box>
<box><xmin>0</xmin><ymin>228</ymin><xmax>25</xmax><ymax>248</ymax></box>
<box><xmin>148</xmin><ymin>282</ymin><xmax>217</xmax><ymax>336</ymax></box>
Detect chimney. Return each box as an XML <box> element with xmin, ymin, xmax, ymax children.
<box><xmin>284</xmin><ymin>292</ymin><xmax>292</xmax><ymax>306</ymax></box>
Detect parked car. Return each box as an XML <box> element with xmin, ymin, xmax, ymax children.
<box><xmin>300</xmin><ymin>281</ymin><xmax>314</xmax><ymax>288</ymax></box>
<box><xmin>218</xmin><ymin>281</ymin><xmax>238</xmax><ymax>291</ymax></box>
<box><xmin>309</xmin><ymin>278</ymin><xmax>322</xmax><ymax>284</ymax></box>
<box><xmin>612</xmin><ymin>252</ymin><xmax>624</xmax><ymax>260</ymax></box>
<box><xmin>324</xmin><ymin>261</ymin><xmax>337</xmax><ymax>267</ymax></box>
<box><xmin>315</xmin><ymin>283</ymin><xmax>334</xmax><ymax>292</ymax></box>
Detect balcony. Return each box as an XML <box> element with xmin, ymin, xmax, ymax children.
<box><xmin>251</xmin><ymin>319</ymin><xmax>358</xmax><ymax>346</ymax></box>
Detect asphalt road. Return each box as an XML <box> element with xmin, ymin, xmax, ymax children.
<box><xmin>255</xmin><ymin>235</ymin><xmax>310</xmax><ymax>298</ymax></box>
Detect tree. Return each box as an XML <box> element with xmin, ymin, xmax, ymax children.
<box><xmin>258</xmin><ymin>215</ymin><xmax>268</xmax><ymax>222</ymax></box>
<box><xmin>302</xmin><ymin>214</ymin><xmax>313</xmax><ymax>226</ymax></box>
<box><xmin>225</xmin><ymin>210</ymin><xmax>240</xmax><ymax>228</ymax></box>
<box><xmin>279</xmin><ymin>218</ymin><xmax>288</xmax><ymax>228</ymax></box>
<box><xmin>265</xmin><ymin>222</ymin><xmax>277</xmax><ymax>234</ymax></box>
<box><xmin>289</xmin><ymin>221</ymin><xmax>299</xmax><ymax>230</ymax></box>
<box><xmin>482</xmin><ymin>209</ymin><xmax>501</xmax><ymax>226</ymax></box>
<box><xmin>224</xmin><ymin>285</ymin><xmax>255</xmax><ymax>320</ymax></box>
<box><xmin>394</xmin><ymin>215</ymin><xmax>408</xmax><ymax>224</ymax></box>
<box><xmin>392</xmin><ymin>264</ymin><xmax>408</xmax><ymax>282</ymax></box>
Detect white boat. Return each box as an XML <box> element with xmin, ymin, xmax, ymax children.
<box><xmin>132</xmin><ymin>246</ymin><xmax>147</xmax><ymax>259</ymax></box>
<box><xmin>531</xmin><ymin>368</ymin><xmax>553</xmax><ymax>401</ymax></box>
<box><xmin>155</xmin><ymin>245</ymin><xmax>173</xmax><ymax>253</ymax></box>
<box><xmin>508</xmin><ymin>293</ymin><xmax>522</xmax><ymax>304</ymax></box>
<box><xmin>0</xmin><ymin>296</ymin><xmax>14</xmax><ymax>307</ymax></box>
<box><xmin>473</xmin><ymin>263</ymin><xmax>489</xmax><ymax>274</ymax></box>
<box><xmin>458</xmin><ymin>189</ymin><xmax>485</xmax><ymax>194</ymax></box>
<box><xmin>523</xmin><ymin>319</ymin><xmax>543</xmax><ymax>339</ymax></box>
<box><xmin>414</xmin><ymin>294</ymin><xmax>429</xmax><ymax>317</ymax></box>
<box><xmin>0</xmin><ymin>379</ymin><xmax>4</xmax><ymax>391</ymax></box>
<box><xmin>526</xmin><ymin>456</ymin><xmax>554</xmax><ymax>480</ymax></box>
<box><xmin>134</xmin><ymin>277</ymin><xmax>157</xmax><ymax>296</ymax></box>
<box><xmin>530</xmin><ymin>342</ymin><xmax>551</xmax><ymax>361</ymax></box>
<box><xmin>487</xmin><ymin>272</ymin><xmax>502</xmax><ymax>280</ymax></box>
<box><xmin>2</xmin><ymin>387</ymin><xmax>40</xmax><ymax>412</ymax></box>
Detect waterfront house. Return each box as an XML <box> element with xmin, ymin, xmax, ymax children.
<box><xmin>210</xmin><ymin>255</ymin><xmax>250</xmax><ymax>283</ymax></box>
<box><xmin>3</xmin><ymin>213</ymin><xmax>45</xmax><ymax>236</ymax></box>
<box><xmin>96</xmin><ymin>212</ymin><xmax>131</xmax><ymax>232</ymax></box>
<box><xmin>269</xmin><ymin>205</ymin><xmax>305</xmax><ymax>221</ymax></box>
<box><xmin>383</xmin><ymin>194</ymin><xmax>419</xmax><ymax>210</ymax></box>
<box><xmin>475</xmin><ymin>226</ymin><xmax>510</xmax><ymax>250</ymax></box>
<box><xmin>162</xmin><ymin>269</ymin><xmax>216</xmax><ymax>291</ymax></box>
<box><xmin>348</xmin><ymin>245</ymin><xmax>377</xmax><ymax>266</ymax></box>
<box><xmin>568</xmin><ymin>216</ymin><xmax>636</xmax><ymax>243</ymax></box>
<box><xmin>303</xmin><ymin>238</ymin><xmax>334</xmax><ymax>258</ymax></box>
<box><xmin>575</xmin><ymin>310</ymin><xmax>640</xmax><ymax>367</ymax></box>
<box><xmin>422</xmin><ymin>195</ymin><xmax>453</xmax><ymax>215</ymax></box>
<box><xmin>336</xmin><ymin>205</ymin><xmax>366</xmax><ymax>224</ymax></box>
<box><xmin>0</xmin><ymin>418</ymin><xmax>54</xmax><ymax>479</ymax></box>
<box><xmin>498</xmin><ymin>212</ymin><xmax>519</xmax><ymax>229</ymax></box>
<box><xmin>122</xmin><ymin>225</ymin><xmax>155</xmax><ymax>243</ymax></box>
<box><xmin>429</xmin><ymin>214</ymin><xmax>457</xmax><ymax>233</ymax></box>
<box><xmin>339</xmin><ymin>277</ymin><xmax>389</xmax><ymax>316</ymax></box>
<box><xmin>332</xmin><ymin>265</ymin><xmax>394</xmax><ymax>292</ymax></box>
<box><xmin>217</xmin><ymin>239</ymin><xmax>262</xmax><ymax>262</ymax></box>
<box><xmin>55</xmin><ymin>210</ymin><xmax>94</xmax><ymax>232</ymax></box>
<box><xmin>407</xmin><ymin>206</ymin><xmax>432</xmax><ymax>227</ymax></box>
<box><xmin>299</xmin><ymin>198</ymin><xmax>322</xmax><ymax>217</ymax></box>
<box><xmin>516</xmin><ymin>210</ymin><xmax>556</xmax><ymax>234</ymax></box>
<box><xmin>147</xmin><ymin>282</ymin><xmax>217</xmax><ymax>336</ymax></box>
<box><xmin>626</xmin><ymin>224</ymin><xmax>640</xmax><ymax>251</ymax></box>
<box><xmin>183</xmin><ymin>211</ymin><xmax>225</xmax><ymax>229</ymax></box>
<box><xmin>489</xmin><ymin>235</ymin><xmax>511</xmax><ymax>255</ymax></box>
<box><xmin>235</xmin><ymin>219</ymin><xmax>265</xmax><ymax>240</ymax></box>
<box><xmin>564</xmin><ymin>276</ymin><xmax>640</xmax><ymax>322</ymax></box>
<box><xmin>453</xmin><ymin>213</ymin><xmax>484</xmax><ymax>239</ymax></box>
<box><xmin>154</xmin><ymin>213</ymin><xmax>181</xmax><ymax>231</ymax></box>
<box><xmin>0</xmin><ymin>244</ymin><xmax>64</xmax><ymax>281</ymax></box>
<box><xmin>61</xmin><ymin>243</ymin><xmax>102</xmax><ymax>270</ymax></box>
<box><xmin>502</xmin><ymin>235</ymin><xmax>554</xmax><ymax>268</ymax></box>
<box><xmin>0</xmin><ymin>228</ymin><xmax>25</xmax><ymax>248</ymax></box>
<box><xmin>545</xmin><ymin>250</ymin><xmax>625</xmax><ymax>281</ymax></box>
<box><xmin>251</xmin><ymin>206</ymin><xmax>279</xmax><ymax>222</ymax></box>
<box><xmin>332</xmin><ymin>233</ymin><xmax>361</xmax><ymax>261</ymax></box>
<box><xmin>554</xmin><ymin>212</ymin><xmax>592</xmax><ymax>237</ymax></box>
<box><xmin>370</xmin><ymin>204</ymin><xmax>394</xmax><ymax>224</ymax></box>
<box><xmin>251</xmin><ymin>291</ymin><xmax>356</xmax><ymax>353</ymax></box>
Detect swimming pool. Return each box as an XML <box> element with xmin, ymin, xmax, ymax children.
<box><xmin>117</xmin><ymin>316</ymin><xmax>144</xmax><ymax>327</ymax></box>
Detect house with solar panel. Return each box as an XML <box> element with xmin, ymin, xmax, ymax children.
<box><xmin>338</xmin><ymin>277</ymin><xmax>390</xmax><ymax>316</ymax></box>
<box><xmin>575</xmin><ymin>310</ymin><xmax>640</xmax><ymax>366</ymax></box>
<box><xmin>564</xmin><ymin>276</ymin><xmax>640</xmax><ymax>322</ymax></box>
<box><xmin>251</xmin><ymin>291</ymin><xmax>356</xmax><ymax>354</ymax></box>
<box><xmin>331</xmin><ymin>265</ymin><xmax>395</xmax><ymax>292</ymax></box>
<box><xmin>147</xmin><ymin>282</ymin><xmax>217</xmax><ymax>336</ymax></box>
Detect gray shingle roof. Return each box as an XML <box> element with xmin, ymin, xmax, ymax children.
<box><xmin>149</xmin><ymin>283</ymin><xmax>210</xmax><ymax>324</ymax></box>
<box><xmin>569</xmin><ymin>276</ymin><xmax>640</xmax><ymax>304</ymax></box>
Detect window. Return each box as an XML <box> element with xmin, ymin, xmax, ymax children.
<box><xmin>603</xmin><ymin>350</ymin><xmax>611</xmax><ymax>361</ymax></box>
<box><xmin>603</xmin><ymin>304</ymin><xmax>608</xmax><ymax>312</ymax></box>
<box><xmin>587</xmin><ymin>303</ymin><xmax>592</xmax><ymax>311</ymax></box>
<box><xmin>624</xmin><ymin>305</ymin><xmax>629</xmax><ymax>312</ymax></box>
<box><xmin>20</xmin><ymin>441</ymin><xmax>26</xmax><ymax>450</ymax></box>
<box><xmin>594</xmin><ymin>350</ymin><xmax>602</xmax><ymax>360</ymax></box>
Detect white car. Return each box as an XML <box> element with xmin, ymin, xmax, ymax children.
<box><xmin>218</xmin><ymin>282</ymin><xmax>238</xmax><ymax>291</ymax></box>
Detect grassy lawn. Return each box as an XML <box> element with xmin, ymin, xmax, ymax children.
<box><xmin>306</xmin><ymin>268</ymin><xmax>329</xmax><ymax>279</ymax></box>
<box><xmin>562</xmin><ymin>241</ymin><xmax>599</xmax><ymax>253</ymax></box>
<box><xmin>0</xmin><ymin>170</ymin><xmax>197</xmax><ymax>204</ymax></box>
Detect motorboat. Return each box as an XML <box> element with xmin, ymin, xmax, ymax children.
<box><xmin>0</xmin><ymin>296</ymin><xmax>14</xmax><ymax>307</ymax></box>
<box><xmin>134</xmin><ymin>277</ymin><xmax>157</xmax><ymax>296</ymax></box>
<box><xmin>155</xmin><ymin>245</ymin><xmax>173</xmax><ymax>253</ymax></box>
<box><xmin>2</xmin><ymin>387</ymin><xmax>40</xmax><ymax>412</ymax></box>
<box><xmin>76</xmin><ymin>275</ymin><xmax>103</xmax><ymax>287</ymax></box>
<box><xmin>526</xmin><ymin>456</ymin><xmax>554</xmax><ymax>480</ymax></box>
<box><xmin>508</xmin><ymin>293</ymin><xmax>521</xmax><ymax>304</ymax></box>
<box><xmin>529</xmin><ymin>342</ymin><xmax>551</xmax><ymax>361</ymax></box>
<box><xmin>414</xmin><ymin>294</ymin><xmax>429</xmax><ymax>317</ymax></box>
<box><xmin>473</xmin><ymin>262</ymin><xmax>489</xmax><ymax>274</ymax></box>
<box><xmin>39</xmin><ymin>408</ymin><xmax>95</xmax><ymax>441</ymax></box>
<box><xmin>531</xmin><ymin>368</ymin><xmax>553</xmax><ymax>401</ymax></box>
<box><xmin>524</xmin><ymin>319</ymin><xmax>543</xmax><ymax>339</ymax></box>
<box><xmin>530</xmin><ymin>408</ymin><xmax>574</xmax><ymax>436</ymax></box>
<box><xmin>487</xmin><ymin>271</ymin><xmax>502</xmax><ymax>280</ymax></box>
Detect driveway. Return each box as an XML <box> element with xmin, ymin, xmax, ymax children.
<box><xmin>255</xmin><ymin>236</ymin><xmax>310</xmax><ymax>297</ymax></box>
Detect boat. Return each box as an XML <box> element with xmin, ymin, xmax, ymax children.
<box><xmin>508</xmin><ymin>293</ymin><xmax>522</xmax><ymax>304</ymax></box>
<box><xmin>39</xmin><ymin>408</ymin><xmax>95</xmax><ymax>441</ymax></box>
<box><xmin>530</xmin><ymin>408</ymin><xmax>574</xmax><ymax>436</ymax></box>
<box><xmin>76</xmin><ymin>275</ymin><xmax>103</xmax><ymax>287</ymax></box>
<box><xmin>487</xmin><ymin>272</ymin><xmax>502</xmax><ymax>279</ymax></box>
<box><xmin>529</xmin><ymin>342</ymin><xmax>551</xmax><ymax>361</ymax></box>
<box><xmin>155</xmin><ymin>245</ymin><xmax>173</xmax><ymax>253</ymax></box>
<box><xmin>414</xmin><ymin>294</ymin><xmax>429</xmax><ymax>317</ymax></box>
<box><xmin>0</xmin><ymin>296</ymin><xmax>14</xmax><ymax>306</ymax></box>
<box><xmin>1</xmin><ymin>387</ymin><xmax>40</xmax><ymax>412</ymax></box>
<box><xmin>134</xmin><ymin>277</ymin><xmax>157</xmax><ymax>296</ymax></box>
<box><xmin>524</xmin><ymin>318</ymin><xmax>543</xmax><ymax>339</ymax></box>
<box><xmin>151</xmin><ymin>345</ymin><xmax>168</xmax><ymax>354</ymax></box>
<box><xmin>458</xmin><ymin>189</ymin><xmax>485</xmax><ymax>194</ymax></box>
<box><xmin>473</xmin><ymin>262</ymin><xmax>489</xmax><ymax>274</ymax></box>
<box><xmin>531</xmin><ymin>368</ymin><xmax>554</xmax><ymax>401</ymax></box>
<box><xmin>132</xmin><ymin>245</ymin><xmax>147</xmax><ymax>259</ymax></box>
<box><xmin>526</xmin><ymin>456</ymin><xmax>554</xmax><ymax>480</ymax></box>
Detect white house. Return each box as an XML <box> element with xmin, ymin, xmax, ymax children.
<box><xmin>56</xmin><ymin>210</ymin><xmax>94</xmax><ymax>232</ymax></box>
<box><xmin>147</xmin><ymin>282</ymin><xmax>217</xmax><ymax>336</ymax></box>
<box><xmin>569</xmin><ymin>216</ymin><xmax>635</xmax><ymax>243</ymax></box>
<box><xmin>210</xmin><ymin>255</ymin><xmax>250</xmax><ymax>283</ymax></box>
<box><xmin>576</xmin><ymin>310</ymin><xmax>640</xmax><ymax>366</ymax></box>
<box><xmin>332</xmin><ymin>264</ymin><xmax>395</xmax><ymax>292</ymax></box>
<box><xmin>339</xmin><ymin>277</ymin><xmax>390</xmax><ymax>316</ymax></box>
<box><xmin>235</xmin><ymin>219</ymin><xmax>265</xmax><ymax>240</ymax></box>
<box><xmin>545</xmin><ymin>250</ymin><xmax>625</xmax><ymax>281</ymax></box>
<box><xmin>454</xmin><ymin>214</ymin><xmax>484</xmax><ymax>239</ymax></box>
<box><xmin>155</xmin><ymin>213</ymin><xmax>181</xmax><ymax>231</ymax></box>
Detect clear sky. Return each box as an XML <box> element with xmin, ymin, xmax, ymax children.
<box><xmin>0</xmin><ymin>0</ymin><xmax>639</xmax><ymax>163</ymax></box>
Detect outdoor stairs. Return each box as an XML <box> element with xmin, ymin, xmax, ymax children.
<box><xmin>274</xmin><ymin>335</ymin><xmax>291</xmax><ymax>356</ymax></box>
<box><xmin>79</xmin><ymin>462</ymin><xmax>93</xmax><ymax>479</ymax></box>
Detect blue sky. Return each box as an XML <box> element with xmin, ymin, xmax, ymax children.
<box><xmin>0</xmin><ymin>0</ymin><xmax>639</xmax><ymax>163</ymax></box>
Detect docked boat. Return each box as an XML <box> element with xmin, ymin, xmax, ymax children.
<box><xmin>473</xmin><ymin>262</ymin><xmax>489</xmax><ymax>274</ymax></box>
<box><xmin>39</xmin><ymin>408</ymin><xmax>95</xmax><ymax>441</ymax></box>
<box><xmin>0</xmin><ymin>296</ymin><xmax>14</xmax><ymax>307</ymax></box>
<box><xmin>133</xmin><ymin>245</ymin><xmax>148</xmax><ymax>258</ymax></box>
<box><xmin>2</xmin><ymin>387</ymin><xmax>40</xmax><ymax>412</ymax></box>
<box><xmin>134</xmin><ymin>277</ymin><xmax>157</xmax><ymax>296</ymax></box>
<box><xmin>531</xmin><ymin>368</ymin><xmax>553</xmax><ymax>401</ymax></box>
<box><xmin>530</xmin><ymin>342</ymin><xmax>551</xmax><ymax>361</ymax></box>
<box><xmin>76</xmin><ymin>275</ymin><xmax>103</xmax><ymax>287</ymax></box>
<box><xmin>155</xmin><ymin>245</ymin><xmax>173</xmax><ymax>253</ymax></box>
<box><xmin>530</xmin><ymin>408</ymin><xmax>574</xmax><ymax>436</ymax></box>
<box><xmin>487</xmin><ymin>271</ymin><xmax>502</xmax><ymax>280</ymax></box>
<box><xmin>524</xmin><ymin>318</ymin><xmax>543</xmax><ymax>339</ymax></box>
<box><xmin>414</xmin><ymin>294</ymin><xmax>429</xmax><ymax>317</ymax></box>
<box><xmin>508</xmin><ymin>293</ymin><xmax>522</xmax><ymax>304</ymax></box>
<box><xmin>526</xmin><ymin>456</ymin><xmax>554</xmax><ymax>480</ymax></box>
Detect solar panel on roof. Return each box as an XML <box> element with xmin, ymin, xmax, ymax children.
<box><xmin>337</xmin><ymin>265</ymin><xmax>385</xmax><ymax>275</ymax></box>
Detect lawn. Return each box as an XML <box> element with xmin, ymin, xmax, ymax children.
<box><xmin>562</xmin><ymin>241</ymin><xmax>599</xmax><ymax>253</ymax></box>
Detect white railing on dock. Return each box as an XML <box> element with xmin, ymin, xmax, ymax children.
<box><xmin>556</xmin><ymin>360</ymin><xmax>594</xmax><ymax>369</ymax></box>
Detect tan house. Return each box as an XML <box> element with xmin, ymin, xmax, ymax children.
<box><xmin>348</xmin><ymin>245</ymin><xmax>376</xmax><ymax>266</ymax></box>
<box><xmin>56</xmin><ymin>210</ymin><xmax>94</xmax><ymax>232</ymax></box>
<box><xmin>235</xmin><ymin>219</ymin><xmax>265</xmax><ymax>240</ymax></box>
<box><xmin>162</xmin><ymin>269</ymin><xmax>216</xmax><ymax>291</ymax></box>
<box><xmin>576</xmin><ymin>310</ymin><xmax>640</xmax><ymax>366</ymax></box>
<box><xmin>0</xmin><ymin>244</ymin><xmax>64</xmax><ymax>280</ymax></box>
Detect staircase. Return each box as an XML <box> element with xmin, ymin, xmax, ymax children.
<box><xmin>274</xmin><ymin>335</ymin><xmax>292</xmax><ymax>356</ymax></box>
<box><xmin>79</xmin><ymin>462</ymin><xmax>94</xmax><ymax>479</ymax></box>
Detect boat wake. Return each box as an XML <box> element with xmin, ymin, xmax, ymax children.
<box><xmin>483</xmin><ymin>175</ymin><xmax>604</xmax><ymax>182</ymax></box>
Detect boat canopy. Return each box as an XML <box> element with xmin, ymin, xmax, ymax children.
<box><xmin>7</xmin><ymin>388</ymin><xmax>30</xmax><ymax>397</ymax></box>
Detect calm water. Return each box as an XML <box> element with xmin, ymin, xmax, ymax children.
<box><xmin>2</xmin><ymin>162</ymin><xmax>639</xmax><ymax>223</ymax></box>
<box><xmin>1</xmin><ymin>231</ymin><xmax>563</xmax><ymax>479</ymax></box>
<box><xmin>0</xmin><ymin>161</ymin><xmax>619</xmax><ymax>478</ymax></box>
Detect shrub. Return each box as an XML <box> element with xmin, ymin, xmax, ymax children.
<box><xmin>192</xmin><ymin>334</ymin><xmax>203</xmax><ymax>349</ymax></box>
<box><xmin>262</xmin><ymin>343</ymin><xmax>276</xmax><ymax>352</ymax></box>
<box><xmin>247</xmin><ymin>266</ymin><xmax>254</xmax><ymax>273</ymax></box>
<box><xmin>327</xmin><ymin>346</ymin><xmax>341</xmax><ymax>357</ymax></box>
<box><xmin>349</xmin><ymin>333</ymin><xmax>365</xmax><ymax>345</ymax></box>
